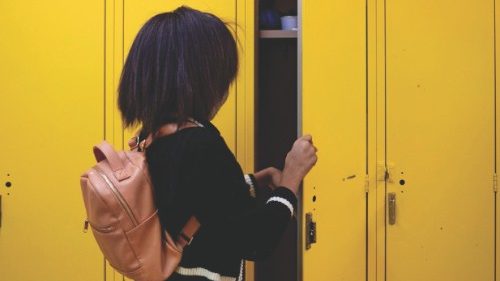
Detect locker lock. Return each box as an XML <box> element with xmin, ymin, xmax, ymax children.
<box><xmin>305</xmin><ymin>212</ymin><xmax>316</xmax><ymax>250</ymax></box>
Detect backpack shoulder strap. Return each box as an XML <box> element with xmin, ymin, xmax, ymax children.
<box><xmin>128</xmin><ymin>120</ymin><xmax>203</xmax><ymax>151</ymax></box>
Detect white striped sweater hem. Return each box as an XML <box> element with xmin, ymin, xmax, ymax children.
<box><xmin>266</xmin><ymin>196</ymin><xmax>294</xmax><ymax>216</ymax></box>
<box><xmin>176</xmin><ymin>266</ymin><xmax>238</xmax><ymax>281</ymax></box>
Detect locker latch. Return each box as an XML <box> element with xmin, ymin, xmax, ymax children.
<box><xmin>377</xmin><ymin>162</ymin><xmax>398</xmax><ymax>182</ymax></box>
<box><xmin>305</xmin><ymin>212</ymin><xmax>316</xmax><ymax>250</ymax></box>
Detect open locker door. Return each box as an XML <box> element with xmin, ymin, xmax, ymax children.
<box><xmin>301</xmin><ymin>1</ymin><xmax>367</xmax><ymax>280</ymax></box>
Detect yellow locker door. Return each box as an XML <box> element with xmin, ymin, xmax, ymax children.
<box><xmin>122</xmin><ymin>0</ymin><xmax>237</xmax><ymax>152</ymax></box>
<box><xmin>302</xmin><ymin>1</ymin><xmax>367</xmax><ymax>281</ymax></box>
<box><xmin>0</xmin><ymin>1</ymin><xmax>105</xmax><ymax>280</ymax></box>
<box><xmin>384</xmin><ymin>1</ymin><xmax>495</xmax><ymax>280</ymax></box>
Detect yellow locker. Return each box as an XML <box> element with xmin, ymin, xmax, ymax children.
<box><xmin>381</xmin><ymin>1</ymin><xmax>495</xmax><ymax>280</ymax></box>
<box><xmin>0</xmin><ymin>1</ymin><xmax>105</xmax><ymax>280</ymax></box>
<box><xmin>121</xmin><ymin>0</ymin><xmax>238</xmax><ymax>152</ymax></box>
<box><xmin>301</xmin><ymin>1</ymin><xmax>368</xmax><ymax>281</ymax></box>
<box><xmin>3</xmin><ymin>2</ymin><xmax>496</xmax><ymax>281</ymax></box>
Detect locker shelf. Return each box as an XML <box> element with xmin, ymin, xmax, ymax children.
<box><xmin>259</xmin><ymin>29</ymin><xmax>298</xmax><ymax>39</ymax></box>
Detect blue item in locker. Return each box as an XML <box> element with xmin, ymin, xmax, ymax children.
<box><xmin>260</xmin><ymin>9</ymin><xmax>281</xmax><ymax>30</ymax></box>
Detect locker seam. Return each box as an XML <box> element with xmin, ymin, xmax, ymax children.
<box><xmin>121</xmin><ymin>0</ymin><xmax>125</xmax><ymax>150</ymax></box>
<box><xmin>103</xmin><ymin>0</ymin><xmax>107</xmax><ymax>278</ymax></box>
<box><xmin>112</xmin><ymin>0</ymin><xmax>116</xmax><ymax>145</ymax></box>
<box><xmin>235</xmin><ymin>0</ymin><xmax>238</xmax><ymax>159</ymax></box>
<box><xmin>383</xmin><ymin>0</ymin><xmax>388</xmax><ymax>280</ymax></box>
<box><xmin>365</xmin><ymin>0</ymin><xmax>369</xmax><ymax>180</ymax></box>
<box><xmin>365</xmin><ymin>1</ymin><xmax>369</xmax><ymax>281</ymax></box>
<box><xmin>494</xmin><ymin>0</ymin><xmax>497</xmax><ymax>280</ymax></box>
<box><xmin>104</xmin><ymin>0</ymin><xmax>107</xmax><ymax>142</ymax></box>
<box><xmin>374</xmin><ymin>0</ymin><xmax>379</xmax><ymax>279</ymax></box>
<box><xmin>297</xmin><ymin>1</ymin><xmax>303</xmax><ymax>281</ymax></box>
<box><xmin>495</xmin><ymin>0</ymin><xmax>498</xmax><ymax>174</ymax></box>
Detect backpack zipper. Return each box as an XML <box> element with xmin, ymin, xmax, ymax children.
<box><xmin>83</xmin><ymin>218</ymin><xmax>115</xmax><ymax>233</ymax></box>
<box><xmin>94</xmin><ymin>167</ymin><xmax>139</xmax><ymax>226</ymax></box>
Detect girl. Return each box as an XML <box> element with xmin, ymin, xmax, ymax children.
<box><xmin>118</xmin><ymin>6</ymin><xmax>317</xmax><ymax>281</ymax></box>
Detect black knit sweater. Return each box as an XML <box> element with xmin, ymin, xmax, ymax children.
<box><xmin>145</xmin><ymin>122</ymin><xmax>297</xmax><ymax>281</ymax></box>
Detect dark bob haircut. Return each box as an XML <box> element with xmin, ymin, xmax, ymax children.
<box><xmin>118</xmin><ymin>6</ymin><xmax>238</xmax><ymax>133</ymax></box>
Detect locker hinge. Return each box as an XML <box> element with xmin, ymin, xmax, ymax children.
<box><xmin>364</xmin><ymin>175</ymin><xmax>370</xmax><ymax>193</ymax></box>
<box><xmin>494</xmin><ymin>173</ymin><xmax>498</xmax><ymax>193</ymax></box>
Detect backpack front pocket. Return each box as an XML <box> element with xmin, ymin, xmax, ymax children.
<box><xmin>90</xmin><ymin>223</ymin><xmax>142</xmax><ymax>274</ymax></box>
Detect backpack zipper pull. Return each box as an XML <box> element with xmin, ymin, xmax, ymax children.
<box><xmin>83</xmin><ymin>219</ymin><xmax>89</xmax><ymax>233</ymax></box>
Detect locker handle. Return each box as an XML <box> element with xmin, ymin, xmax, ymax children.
<box><xmin>388</xmin><ymin>193</ymin><xmax>396</xmax><ymax>225</ymax></box>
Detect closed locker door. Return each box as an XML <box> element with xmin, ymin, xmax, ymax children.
<box><xmin>122</xmin><ymin>0</ymin><xmax>237</xmax><ymax>152</ymax></box>
<box><xmin>0</xmin><ymin>1</ymin><xmax>105</xmax><ymax>280</ymax></box>
<box><xmin>301</xmin><ymin>1</ymin><xmax>367</xmax><ymax>280</ymax></box>
<box><xmin>384</xmin><ymin>1</ymin><xmax>495</xmax><ymax>280</ymax></box>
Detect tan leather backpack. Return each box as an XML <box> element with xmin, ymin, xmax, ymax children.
<box><xmin>80</xmin><ymin>123</ymin><xmax>200</xmax><ymax>281</ymax></box>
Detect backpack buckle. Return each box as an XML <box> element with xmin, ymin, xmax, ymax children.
<box><xmin>139</xmin><ymin>139</ymin><xmax>147</xmax><ymax>151</ymax></box>
<box><xmin>179</xmin><ymin>232</ymin><xmax>194</xmax><ymax>247</ymax></box>
<box><xmin>128</xmin><ymin>135</ymin><xmax>141</xmax><ymax>151</ymax></box>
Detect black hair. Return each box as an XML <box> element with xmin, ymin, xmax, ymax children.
<box><xmin>118</xmin><ymin>6</ymin><xmax>238</xmax><ymax>133</ymax></box>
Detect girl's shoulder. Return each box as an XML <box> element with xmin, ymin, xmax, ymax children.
<box><xmin>181</xmin><ymin>124</ymin><xmax>230</xmax><ymax>156</ymax></box>
<box><xmin>147</xmin><ymin>121</ymin><xmax>226</xmax><ymax>155</ymax></box>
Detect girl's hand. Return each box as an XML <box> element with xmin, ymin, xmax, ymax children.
<box><xmin>254</xmin><ymin>167</ymin><xmax>282</xmax><ymax>190</ymax></box>
<box><xmin>280</xmin><ymin>135</ymin><xmax>318</xmax><ymax>194</ymax></box>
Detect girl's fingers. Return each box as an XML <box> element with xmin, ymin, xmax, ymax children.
<box><xmin>301</xmin><ymin>134</ymin><xmax>312</xmax><ymax>143</ymax></box>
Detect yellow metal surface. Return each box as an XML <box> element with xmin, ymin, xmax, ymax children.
<box><xmin>2</xmin><ymin>2</ymin><xmax>496</xmax><ymax>281</ymax></box>
<box><xmin>374</xmin><ymin>1</ymin><xmax>388</xmax><ymax>280</ymax></box>
<box><xmin>106</xmin><ymin>0</ymin><xmax>127</xmax><ymax>148</ymax></box>
<box><xmin>0</xmin><ymin>1</ymin><xmax>105</xmax><ymax>280</ymax></box>
<box><xmin>121</xmin><ymin>0</ymin><xmax>237</xmax><ymax>152</ymax></box>
<box><xmin>236</xmin><ymin>0</ymin><xmax>255</xmax><ymax>174</ymax></box>
<box><xmin>384</xmin><ymin>1</ymin><xmax>495</xmax><ymax>280</ymax></box>
<box><xmin>234</xmin><ymin>0</ymin><xmax>255</xmax><ymax>278</ymax></box>
<box><xmin>301</xmin><ymin>1</ymin><xmax>367</xmax><ymax>281</ymax></box>
<box><xmin>366</xmin><ymin>0</ymin><xmax>379</xmax><ymax>280</ymax></box>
